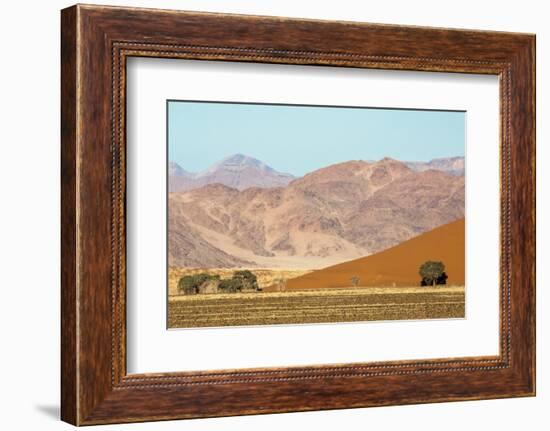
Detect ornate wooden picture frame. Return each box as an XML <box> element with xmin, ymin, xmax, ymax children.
<box><xmin>61</xmin><ymin>4</ymin><xmax>535</xmax><ymax>425</ymax></box>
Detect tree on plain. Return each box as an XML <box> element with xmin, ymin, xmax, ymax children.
<box><xmin>232</xmin><ymin>270</ymin><xmax>259</xmax><ymax>291</ymax></box>
<box><xmin>177</xmin><ymin>273</ymin><xmax>220</xmax><ymax>294</ymax></box>
<box><xmin>419</xmin><ymin>261</ymin><xmax>446</xmax><ymax>287</ymax></box>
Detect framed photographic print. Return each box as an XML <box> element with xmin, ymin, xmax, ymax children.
<box><xmin>165</xmin><ymin>100</ymin><xmax>466</xmax><ymax>329</ymax></box>
<box><xmin>61</xmin><ymin>4</ymin><xmax>536</xmax><ymax>425</ymax></box>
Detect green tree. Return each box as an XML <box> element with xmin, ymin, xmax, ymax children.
<box><xmin>177</xmin><ymin>275</ymin><xmax>198</xmax><ymax>295</ymax></box>
<box><xmin>419</xmin><ymin>261</ymin><xmax>445</xmax><ymax>286</ymax></box>
<box><xmin>350</xmin><ymin>276</ymin><xmax>360</xmax><ymax>287</ymax></box>
<box><xmin>232</xmin><ymin>270</ymin><xmax>259</xmax><ymax>291</ymax></box>
<box><xmin>218</xmin><ymin>278</ymin><xmax>241</xmax><ymax>293</ymax></box>
<box><xmin>177</xmin><ymin>273</ymin><xmax>220</xmax><ymax>294</ymax></box>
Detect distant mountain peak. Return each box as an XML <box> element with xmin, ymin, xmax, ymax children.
<box><xmin>202</xmin><ymin>153</ymin><xmax>275</xmax><ymax>175</ymax></box>
<box><xmin>222</xmin><ymin>153</ymin><xmax>253</xmax><ymax>163</ymax></box>
<box><xmin>405</xmin><ymin>156</ymin><xmax>464</xmax><ymax>176</ymax></box>
<box><xmin>432</xmin><ymin>155</ymin><xmax>463</xmax><ymax>161</ymax></box>
<box><xmin>169</xmin><ymin>154</ymin><xmax>295</xmax><ymax>192</ymax></box>
<box><xmin>374</xmin><ymin>157</ymin><xmax>411</xmax><ymax>170</ymax></box>
<box><xmin>168</xmin><ymin>161</ymin><xmax>193</xmax><ymax>178</ymax></box>
<box><xmin>218</xmin><ymin>153</ymin><xmax>251</xmax><ymax>165</ymax></box>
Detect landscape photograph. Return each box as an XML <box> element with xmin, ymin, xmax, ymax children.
<box><xmin>167</xmin><ymin>100</ymin><xmax>466</xmax><ymax>328</ymax></box>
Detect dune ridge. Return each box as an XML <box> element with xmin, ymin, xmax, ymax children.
<box><xmin>285</xmin><ymin>218</ymin><xmax>465</xmax><ymax>290</ymax></box>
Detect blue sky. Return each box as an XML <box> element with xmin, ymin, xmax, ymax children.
<box><xmin>168</xmin><ymin>100</ymin><xmax>465</xmax><ymax>177</ymax></box>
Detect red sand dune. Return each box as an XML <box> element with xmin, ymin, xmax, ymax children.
<box><xmin>286</xmin><ymin>218</ymin><xmax>465</xmax><ymax>290</ymax></box>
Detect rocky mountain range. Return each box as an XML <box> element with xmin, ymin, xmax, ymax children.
<box><xmin>170</xmin><ymin>154</ymin><xmax>465</xmax><ymax>192</ymax></box>
<box><xmin>169</xmin><ymin>154</ymin><xmax>295</xmax><ymax>192</ymax></box>
<box><xmin>168</xmin><ymin>155</ymin><xmax>465</xmax><ymax>269</ymax></box>
<box><xmin>405</xmin><ymin>156</ymin><xmax>465</xmax><ymax>176</ymax></box>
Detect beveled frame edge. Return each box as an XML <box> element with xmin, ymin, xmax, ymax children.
<box><xmin>61</xmin><ymin>4</ymin><xmax>535</xmax><ymax>425</ymax></box>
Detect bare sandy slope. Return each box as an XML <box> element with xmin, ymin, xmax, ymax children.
<box><xmin>286</xmin><ymin>218</ymin><xmax>465</xmax><ymax>290</ymax></box>
<box><xmin>190</xmin><ymin>219</ymin><xmax>365</xmax><ymax>269</ymax></box>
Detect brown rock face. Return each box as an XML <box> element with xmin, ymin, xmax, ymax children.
<box><xmin>168</xmin><ymin>157</ymin><xmax>465</xmax><ymax>269</ymax></box>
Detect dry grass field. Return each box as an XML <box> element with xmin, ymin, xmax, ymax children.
<box><xmin>167</xmin><ymin>285</ymin><xmax>465</xmax><ymax>328</ymax></box>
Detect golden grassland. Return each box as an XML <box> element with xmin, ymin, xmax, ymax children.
<box><xmin>168</xmin><ymin>285</ymin><xmax>465</xmax><ymax>328</ymax></box>
<box><xmin>168</xmin><ymin>267</ymin><xmax>312</xmax><ymax>296</ymax></box>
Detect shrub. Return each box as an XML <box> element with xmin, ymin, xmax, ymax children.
<box><xmin>350</xmin><ymin>276</ymin><xmax>360</xmax><ymax>287</ymax></box>
<box><xmin>273</xmin><ymin>278</ymin><xmax>287</xmax><ymax>292</ymax></box>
